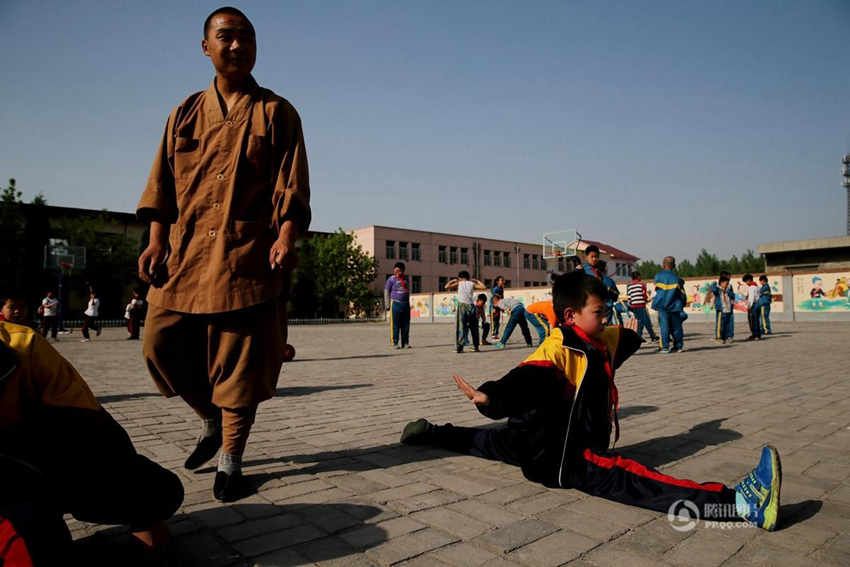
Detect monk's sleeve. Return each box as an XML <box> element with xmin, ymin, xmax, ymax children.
<box><xmin>270</xmin><ymin>104</ymin><xmax>311</xmax><ymax>235</ymax></box>
<box><xmin>137</xmin><ymin>110</ymin><xmax>178</xmax><ymax>224</ymax></box>
<box><xmin>27</xmin><ymin>332</ymin><xmax>100</xmax><ymax>412</ymax></box>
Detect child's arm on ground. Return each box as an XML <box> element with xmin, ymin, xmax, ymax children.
<box><xmin>458</xmin><ymin>365</ymin><xmax>566</xmax><ymax>420</ymax></box>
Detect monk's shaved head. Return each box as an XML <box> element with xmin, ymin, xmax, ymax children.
<box><xmin>204</xmin><ymin>6</ymin><xmax>253</xmax><ymax>38</ymax></box>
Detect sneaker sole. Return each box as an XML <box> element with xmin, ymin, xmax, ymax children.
<box><xmin>762</xmin><ymin>445</ymin><xmax>782</xmax><ymax>531</ymax></box>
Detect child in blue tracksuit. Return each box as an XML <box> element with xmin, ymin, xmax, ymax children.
<box><xmin>758</xmin><ymin>275</ymin><xmax>772</xmax><ymax>335</ymax></box>
<box><xmin>652</xmin><ymin>257</ymin><xmax>685</xmax><ymax>352</ymax></box>
<box><xmin>707</xmin><ymin>274</ymin><xmax>735</xmax><ymax>343</ymax></box>
<box><xmin>596</xmin><ymin>261</ymin><xmax>620</xmax><ymax>326</ymax></box>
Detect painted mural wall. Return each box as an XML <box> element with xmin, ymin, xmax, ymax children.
<box><xmin>615</xmin><ymin>275</ymin><xmax>785</xmax><ymax>314</ymax></box>
<box><xmin>412</xmin><ymin>287</ymin><xmax>553</xmax><ymax>321</ymax></box>
<box><xmin>792</xmin><ymin>272</ymin><xmax>850</xmax><ymax>312</ymax></box>
<box><xmin>404</xmin><ymin>271</ymin><xmax>850</xmax><ymax>321</ymax></box>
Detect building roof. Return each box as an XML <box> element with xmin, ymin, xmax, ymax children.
<box><xmin>758</xmin><ymin>235</ymin><xmax>850</xmax><ymax>254</ymax></box>
<box><xmin>578</xmin><ymin>239</ymin><xmax>640</xmax><ymax>263</ymax></box>
<box><xmin>352</xmin><ymin>225</ymin><xmax>639</xmax><ymax>262</ymax></box>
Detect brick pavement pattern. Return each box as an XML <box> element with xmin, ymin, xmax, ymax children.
<box><xmin>56</xmin><ymin>322</ymin><xmax>850</xmax><ymax>566</ymax></box>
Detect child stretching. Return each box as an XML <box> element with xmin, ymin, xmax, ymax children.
<box><xmin>491</xmin><ymin>294</ymin><xmax>547</xmax><ymax>347</ymax></box>
<box><xmin>401</xmin><ymin>271</ymin><xmax>782</xmax><ymax>531</ymax></box>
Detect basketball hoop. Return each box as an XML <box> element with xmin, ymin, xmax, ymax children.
<box><xmin>542</xmin><ymin>229</ymin><xmax>581</xmax><ymax>260</ymax></box>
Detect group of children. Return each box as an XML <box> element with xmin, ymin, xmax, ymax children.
<box><xmin>706</xmin><ymin>272</ymin><xmax>773</xmax><ymax>343</ymax></box>
<box><xmin>441</xmin><ymin>271</ymin><xmax>553</xmax><ymax>353</ymax></box>
<box><xmin>0</xmin><ymin>289</ymin><xmax>148</xmax><ymax>343</ymax></box>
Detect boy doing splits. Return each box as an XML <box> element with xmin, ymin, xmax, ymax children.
<box><xmin>402</xmin><ymin>272</ymin><xmax>783</xmax><ymax>531</ymax></box>
<box><xmin>137</xmin><ymin>7</ymin><xmax>310</xmax><ymax>501</ymax></box>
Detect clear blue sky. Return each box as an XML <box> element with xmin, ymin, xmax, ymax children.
<box><xmin>2</xmin><ymin>0</ymin><xmax>848</xmax><ymax>262</ymax></box>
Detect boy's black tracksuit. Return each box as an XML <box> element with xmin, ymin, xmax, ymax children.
<box><xmin>419</xmin><ymin>324</ymin><xmax>740</xmax><ymax>520</ymax></box>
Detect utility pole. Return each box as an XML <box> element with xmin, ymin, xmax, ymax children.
<box><xmin>843</xmin><ymin>152</ymin><xmax>850</xmax><ymax>235</ymax></box>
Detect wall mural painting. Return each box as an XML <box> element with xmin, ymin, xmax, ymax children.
<box><xmin>793</xmin><ymin>273</ymin><xmax>850</xmax><ymax>312</ymax></box>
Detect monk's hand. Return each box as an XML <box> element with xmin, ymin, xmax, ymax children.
<box><xmin>138</xmin><ymin>241</ymin><xmax>167</xmax><ymax>284</ymax></box>
<box><xmin>453</xmin><ymin>375</ymin><xmax>489</xmax><ymax>406</ymax></box>
<box><xmin>625</xmin><ymin>316</ymin><xmax>638</xmax><ymax>333</ymax></box>
<box><xmin>270</xmin><ymin>222</ymin><xmax>298</xmax><ymax>271</ymax></box>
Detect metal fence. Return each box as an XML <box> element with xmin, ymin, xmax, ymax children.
<box><xmin>54</xmin><ymin>317</ymin><xmax>388</xmax><ymax>329</ymax></box>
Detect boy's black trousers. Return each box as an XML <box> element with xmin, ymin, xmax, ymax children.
<box><xmin>428</xmin><ymin>423</ymin><xmax>740</xmax><ymax>521</ymax></box>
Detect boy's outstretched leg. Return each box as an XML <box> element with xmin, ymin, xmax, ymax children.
<box><xmin>568</xmin><ymin>445</ymin><xmax>781</xmax><ymax>530</ymax></box>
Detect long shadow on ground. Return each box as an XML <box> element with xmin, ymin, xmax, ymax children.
<box><xmin>96</xmin><ymin>392</ymin><xmax>161</xmax><ymax>404</ymax></box>
<box><xmin>74</xmin><ymin>502</ymin><xmax>387</xmax><ymax>566</ymax></box>
<box><xmin>240</xmin><ymin>408</ymin><xmax>734</xmax><ymax>486</ymax></box>
<box><xmin>276</xmin><ymin>384</ymin><xmax>372</xmax><ymax>397</ymax></box>
<box><xmin>292</xmin><ymin>354</ymin><xmax>397</xmax><ymax>362</ymax></box>
<box><xmin>616</xmin><ymin>419</ymin><xmax>742</xmax><ymax>468</ymax></box>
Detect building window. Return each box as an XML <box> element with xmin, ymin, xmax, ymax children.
<box><xmin>503</xmin><ymin>251</ymin><xmax>510</xmax><ymax>268</ymax></box>
<box><xmin>504</xmin><ymin>280</ymin><xmax>511</xmax><ymax>288</ymax></box>
<box><xmin>523</xmin><ymin>254</ymin><xmax>530</xmax><ymax>269</ymax></box>
<box><xmin>532</xmin><ymin>254</ymin><xmax>539</xmax><ymax>270</ymax></box>
<box><xmin>439</xmin><ymin>276</ymin><xmax>448</xmax><ymax>290</ymax></box>
<box><xmin>524</xmin><ymin>281</ymin><xmax>531</xmax><ymax>287</ymax></box>
<box><xmin>398</xmin><ymin>241</ymin><xmax>408</xmax><ymax>261</ymax></box>
<box><xmin>411</xmin><ymin>242</ymin><xmax>421</xmax><ymax>261</ymax></box>
<box><xmin>438</xmin><ymin>245</ymin><xmax>447</xmax><ymax>263</ymax></box>
<box><xmin>450</xmin><ymin>246</ymin><xmax>458</xmax><ymax>265</ymax></box>
<box><xmin>494</xmin><ymin>251</ymin><xmax>502</xmax><ymax>267</ymax></box>
<box><xmin>386</xmin><ymin>240</ymin><xmax>395</xmax><ymax>259</ymax></box>
<box><xmin>461</xmin><ymin>247</ymin><xmax>469</xmax><ymax>265</ymax></box>
<box><xmin>412</xmin><ymin>275</ymin><xmax>422</xmax><ymax>293</ymax></box>
<box><xmin>484</xmin><ymin>250</ymin><xmax>491</xmax><ymax>266</ymax></box>
<box><xmin>484</xmin><ymin>278</ymin><xmax>492</xmax><ymax>287</ymax></box>
<box><xmin>541</xmin><ymin>258</ymin><xmax>547</xmax><ymax>271</ymax></box>
<box><xmin>558</xmin><ymin>257</ymin><xmax>565</xmax><ymax>272</ymax></box>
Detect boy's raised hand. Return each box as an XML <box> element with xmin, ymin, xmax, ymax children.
<box><xmin>453</xmin><ymin>375</ymin><xmax>489</xmax><ymax>406</ymax></box>
<box><xmin>624</xmin><ymin>316</ymin><xmax>638</xmax><ymax>333</ymax></box>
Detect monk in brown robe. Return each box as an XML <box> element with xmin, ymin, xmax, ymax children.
<box><xmin>137</xmin><ymin>6</ymin><xmax>310</xmax><ymax>501</ymax></box>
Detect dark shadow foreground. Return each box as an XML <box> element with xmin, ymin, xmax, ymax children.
<box><xmin>73</xmin><ymin>502</ymin><xmax>387</xmax><ymax>566</ymax></box>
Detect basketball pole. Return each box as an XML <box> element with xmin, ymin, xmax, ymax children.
<box><xmin>57</xmin><ymin>267</ymin><xmax>65</xmax><ymax>332</ymax></box>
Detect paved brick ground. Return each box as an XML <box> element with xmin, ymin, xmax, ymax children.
<box><xmin>55</xmin><ymin>321</ymin><xmax>850</xmax><ymax>566</ymax></box>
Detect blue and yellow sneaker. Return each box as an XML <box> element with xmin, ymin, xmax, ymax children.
<box><xmin>735</xmin><ymin>445</ymin><xmax>782</xmax><ymax>531</ymax></box>
<box><xmin>493</xmin><ymin>342</ymin><xmax>506</xmax><ymax>349</ymax></box>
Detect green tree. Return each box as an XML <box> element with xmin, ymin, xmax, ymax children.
<box><xmin>694</xmin><ymin>249</ymin><xmax>720</xmax><ymax>276</ymax></box>
<box><xmin>30</xmin><ymin>192</ymin><xmax>47</xmax><ymax>206</ymax></box>
<box><xmin>292</xmin><ymin>229</ymin><xmax>379</xmax><ymax>318</ymax></box>
<box><xmin>51</xmin><ymin>212</ymin><xmax>139</xmax><ymax>317</ymax></box>
<box><xmin>634</xmin><ymin>259</ymin><xmax>662</xmax><ymax>279</ymax></box>
<box><xmin>1</xmin><ymin>178</ymin><xmax>22</xmax><ymax>204</ymax></box>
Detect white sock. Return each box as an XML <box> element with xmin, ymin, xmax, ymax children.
<box><xmin>201</xmin><ymin>416</ymin><xmax>220</xmax><ymax>438</ymax></box>
<box><xmin>218</xmin><ymin>452</ymin><xmax>241</xmax><ymax>475</ymax></box>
